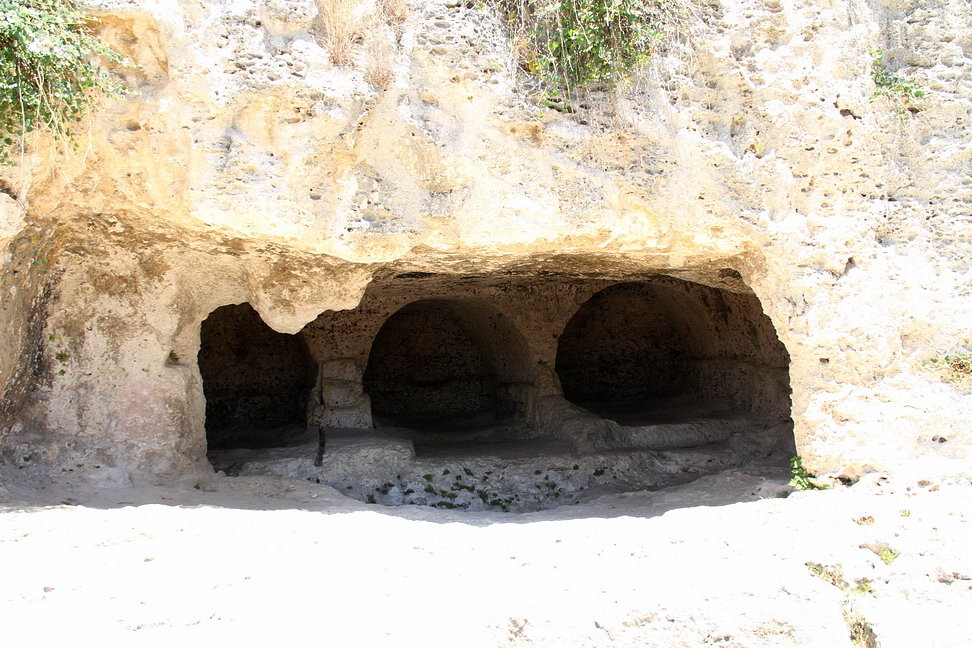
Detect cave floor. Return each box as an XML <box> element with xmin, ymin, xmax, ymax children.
<box><xmin>208</xmin><ymin>402</ymin><xmax>792</xmax><ymax>513</ymax></box>
<box><xmin>208</xmin><ymin>398</ymin><xmax>774</xmax><ymax>466</ymax></box>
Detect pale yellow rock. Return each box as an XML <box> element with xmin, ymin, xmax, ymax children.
<box><xmin>0</xmin><ymin>194</ymin><xmax>24</xmax><ymax>245</ymax></box>
<box><xmin>0</xmin><ymin>0</ymin><xmax>970</xmax><ymax>486</ymax></box>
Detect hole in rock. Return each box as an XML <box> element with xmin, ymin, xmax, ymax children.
<box><xmin>555</xmin><ymin>279</ymin><xmax>791</xmax><ymax>441</ymax></box>
<box><xmin>205</xmin><ymin>273</ymin><xmax>795</xmax><ymax>512</ymax></box>
<box><xmin>362</xmin><ymin>299</ymin><xmax>536</xmax><ymax>457</ymax></box>
<box><xmin>199</xmin><ymin>303</ymin><xmax>317</xmax><ymax>451</ymax></box>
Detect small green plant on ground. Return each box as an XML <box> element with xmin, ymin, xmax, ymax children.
<box><xmin>789</xmin><ymin>456</ymin><xmax>829</xmax><ymax>491</ymax></box>
<box><xmin>878</xmin><ymin>547</ymin><xmax>898</xmax><ymax>565</ymax></box>
<box><xmin>851</xmin><ymin>578</ymin><xmax>874</xmax><ymax>595</ymax></box>
<box><xmin>806</xmin><ymin>562</ymin><xmax>849</xmax><ymax>590</ymax></box>
<box><xmin>748</xmin><ymin>136</ymin><xmax>766</xmax><ymax>158</ymax></box>
<box><xmin>927</xmin><ymin>352</ymin><xmax>972</xmax><ymax>382</ymax></box>
<box><xmin>807</xmin><ymin>564</ymin><xmax>879</xmax><ymax>646</ymax></box>
<box><xmin>844</xmin><ymin>606</ymin><xmax>879</xmax><ymax>648</ymax></box>
<box><xmin>496</xmin><ymin>0</ymin><xmax>686</xmax><ymax>98</ymax></box>
<box><xmin>0</xmin><ymin>0</ymin><xmax>123</xmax><ymax>164</ymax></box>
<box><xmin>808</xmin><ymin>563</ymin><xmax>876</xmax><ymax>596</ymax></box>
<box><xmin>870</xmin><ymin>48</ymin><xmax>925</xmax><ymax>115</ymax></box>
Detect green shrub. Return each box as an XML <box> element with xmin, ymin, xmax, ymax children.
<box><xmin>0</xmin><ymin>0</ymin><xmax>122</xmax><ymax>163</ymax></box>
<box><xmin>497</xmin><ymin>0</ymin><xmax>684</xmax><ymax>94</ymax></box>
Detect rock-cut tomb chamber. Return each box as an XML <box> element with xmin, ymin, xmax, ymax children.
<box><xmin>199</xmin><ymin>270</ymin><xmax>794</xmax><ymax>510</ymax></box>
<box><xmin>1</xmin><ymin>0</ymin><xmax>970</xmax><ymax>509</ymax></box>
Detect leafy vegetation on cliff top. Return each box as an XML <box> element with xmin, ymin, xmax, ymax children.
<box><xmin>497</xmin><ymin>0</ymin><xmax>686</xmax><ymax>95</ymax></box>
<box><xmin>0</xmin><ymin>0</ymin><xmax>121</xmax><ymax>163</ymax></box>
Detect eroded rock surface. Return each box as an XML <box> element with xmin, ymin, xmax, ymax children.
<box><xmin>1</xmin><ymin>0</ymin><xmax>970</xmax><ymax>491</ymax></box>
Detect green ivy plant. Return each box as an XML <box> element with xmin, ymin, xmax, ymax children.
<box><xmin>498</xmin><ymin>0</ymin><xmax>684</xmax><ymax>98</ymax></box>
<box><xmin>870</xmin><ymin>49</ymin><xmax>925</xmax><ymax>115</ymax></box>
<box><xmin>0</xmin><ymin>0</ymin><xmax>122</xmax><ymax>164</ymax></box>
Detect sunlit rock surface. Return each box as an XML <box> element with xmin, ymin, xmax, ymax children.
<box><xmin>1</xmin><ymin>0</ymin><xmax>970</xmax><ymax>491</ymax></box>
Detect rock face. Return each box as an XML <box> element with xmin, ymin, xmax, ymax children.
<box><xmin>0</xmin><ymin>0</ymin><xmax>970</xmax><ymax>488</ymax></box>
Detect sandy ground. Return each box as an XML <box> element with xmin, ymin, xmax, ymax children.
<box><xmin>1</xmin><ymin>467</ymin><xmax>970</xmax><ymax>646</ymax></box>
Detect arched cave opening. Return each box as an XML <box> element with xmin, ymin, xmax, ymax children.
<box><xmin>362</xmin><ymin>299</ymin><xmax>534</xmax><ymax>454</ymax></box>
<box><xmin>204</xmin><ymin>273</ymin><xmax>794</xmax><ymax>512</ymax></box>
<box><xmin>555</xmin><ymin>279</ymin><xmax>791</xmax><ymax>429</ymax></box>
<box><xmin>198</xmin><ymin>303</ymin><xmax>318</xmax><ymax>451</ymax></box>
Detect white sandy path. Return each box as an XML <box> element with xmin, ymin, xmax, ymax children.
<box><xmin>1</xmin><ymin>469</ymin><xmax>970</xmax><ymax>646</ymax></box>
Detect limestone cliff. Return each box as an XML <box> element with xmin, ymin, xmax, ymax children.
<box><xmin>0</xmin><ymin>0</ymin><xmax>969</xmax><ymax>487</ymax></box>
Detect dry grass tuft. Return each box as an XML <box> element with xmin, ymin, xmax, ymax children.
<box><xmin>378</xmin><ymin>0</ymin><xmax>408</xmax><ymax>25</ymax></box>
<box><xmin>364</xmin><ymin>25</ymin><xmax>396</xmax><ymax>88</ymax></box>
<box><xmin>316</xmin><ymin>0</ymin><xmax>408</xmax><ymax>68</ymax></box>
<box><xmin>317</xmin><ymin>0</ymin><xmax>362</xmax><ymax>65</ymax></box>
